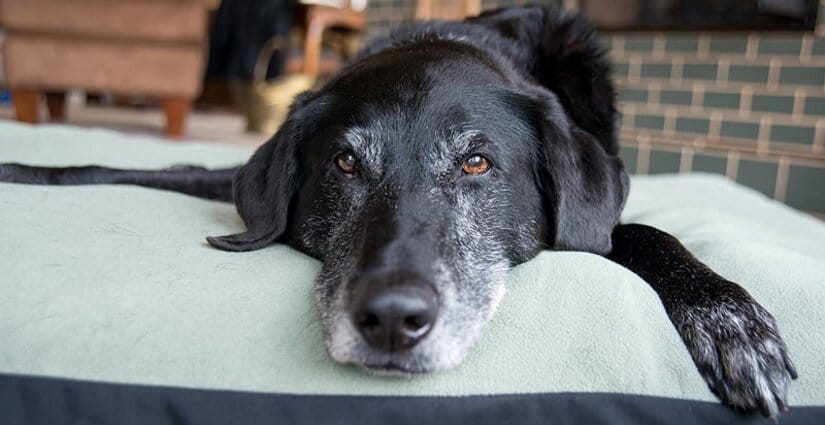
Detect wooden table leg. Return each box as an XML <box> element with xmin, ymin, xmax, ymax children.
<box><xmin>163</xmin><ymin>98</ymin><xmax>190</xmax><ymax>139</ymax></box>
<box><xmin>46</xmin><ymin>92</ymin><xmax>66</xmax><ymax>121</ymax></box>
<box><xmin>11</xmin><ymin>89</ymin><xmax>40</xmax><ymax>124</ymax></box>
<box><xmin>303</xmin><ymin>17</ymin><xmax>324</xmax><ymax>77</ymax></box>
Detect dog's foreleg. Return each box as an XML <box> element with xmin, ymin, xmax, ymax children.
<box><xmin>607</xmin><ymin>223</ymin><xmax>797</xmax><ymax>418</ymax></box>
<box><xmin>0</xmin><ymin>163</ymin><xmax>238</xmax><ymax>202</ymax></box>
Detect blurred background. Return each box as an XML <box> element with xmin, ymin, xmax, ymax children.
<box><xmin>0</xmin><ymin>0</ymin><xmax>822</xmax><ymax>217</ymax></box>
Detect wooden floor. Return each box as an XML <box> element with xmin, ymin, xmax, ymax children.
<box><xmin>0</xmin><ymin>103</ymin><xmax>268</xmax><ymax>148</ymax></box>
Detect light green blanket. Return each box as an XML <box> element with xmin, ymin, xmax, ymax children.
<box><xmin>1</xmin><ymin>122</ymin><xmax>823</xmax><ymax>405</ymax></box>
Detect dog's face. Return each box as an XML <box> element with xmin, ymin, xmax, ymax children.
<box><xmin>208</xmin><ymin>41</ymin><xmax>628</xmax><ymax>373</ymax></box>
<box><xmin>295</xmin><ymin>48</ymin><xmax>549</xmax><ymax>373</ymax></box>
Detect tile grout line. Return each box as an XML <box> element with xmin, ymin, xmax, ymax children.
<box><xmin>614</xmin><ymin>77</ymin><xmax>816</xmax><ymax>96</ymax></box>
<box><xmin>792</xmin><ymin>88</ymin><xmax>805</xmax><ymax>122</ymax></box>
<box><xmin>774</xmin><ymin>157</ymin><xmax>790</xmax><ymax>202</ymax></box>
<box><xmin>814</xmin><ymin>120</ymin><xmax>825</xmax><ymax>154</ymax></box>
<box><xmin>618</xmin><ymin>131</ymin><xmax>825</xmax><ymax>165</ymax></box>
<box><xmin>652</xmin><ymin>34</ymin><xmax>665</xmax><ymax>60</ymax></box>
<box><xmin>726</xmin><ymin>151</ymin><xmax>740</xmax><ymax>179</ymax></box>
<box><xmin>739</xmin><ymin>86</ymin><xmax>753</xmax><ymax>119</ymax></box>
<box><xmin>697</xmin><ymin>34</ymin><xmax>710</xmax><ymax>60</ymax></box>
<box><xmin>757</xmin><ymin>116</ymin><xmax>772</xmax><ymax>156</ymax></box>
<box><xmin>629</xmin><ymin>56</ymin><xmax>641</xmax><ymax>83</ymax></box>
<box><xmin>717</xmin><ymin>57</ymin><xmax>730</xmax><ymax>88</ymax></box>
<box><xmin>613</xmin><ymin>35</ymin><xmax>625</xmax><ymax>56</ymax></box>
<box><xmin>745</xmin><ymin>33</ymin><xmax>758</xmax><ymax>61</ymax></box>
<box><xmin>709</xmin><ymin>111</ymin><xmax>723</xmax><ymax>139</ymax></box>
<box><xmin>616</xmin><ymin>101</ymin><xmax>821</xmax><ymax>127</ymax></box>
<box><xmin>691</xmin><ymin>83</ymin><xmax>704</xmax><ymax>113</ymax></box>
<box><xmin>649</xmin><ymin>80</ymin><xmax>661</xmax><ymax>105</ymax></box>
<box><xmin>664</xmin><ymin>107</ymin><xmax>677</xmax><ymax>136</ymax></box>
<box><xmin>800</xmin><ymin>33</ymin><xmax>813</xmax><ymax>64</ymax></box>
<box><xmin>767</xmin><ymin>57</ymin><xmax>781</xmax><ymax>90</ymax></box>
<box><xmin>607</xmin><ymin>51</ymin><xmax>825</xmax><ymax>66</ymax></box>
<box><xmin>671</xmin><ymin>57</ymin><xmax>684</xmax><ymax>83</ymax></box>
<box><xmin>680</xmin><ymin>146</ymin><xmax>694</xmax><ymax>172</ymax></box>
<box><xmin>637</xmin><ymin>136</ymin><xmax>651</xmax><ymax>175</ymax></box>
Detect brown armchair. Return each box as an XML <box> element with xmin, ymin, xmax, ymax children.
<box><xmin>0</xmin><ymin>0</ymin><xmax>208</xmax><ymax>138</ymax></box>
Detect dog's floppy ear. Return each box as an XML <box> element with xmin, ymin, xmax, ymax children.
<box><xmin>477</xmin><ymin>7</ymin><xmax>627</xmax><ymax>253</ymax></box>
<box><xmin>206</xmin><ymin>112</ymin><xmax>305</xmax><ymax>252</ymax></box>
<box><xmin>471</xmin><ymin>6</ymin><xmax>617</xmax><ymax>155</ymax></box>
<box><xmin>532</xmin><ymin>95</ymin><xmax>629</xmax><ymax>255</ymax></box>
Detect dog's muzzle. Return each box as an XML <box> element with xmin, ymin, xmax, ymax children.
<box><xmin>350</xmin><ymin>272</ymin><xmax>439</xmax><ymax>352</ymax></box>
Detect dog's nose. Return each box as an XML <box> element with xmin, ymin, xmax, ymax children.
<box><xmin>352</xmin><ymin>281</ymin><xmax>438</xmax><ymax>352</ymax></box>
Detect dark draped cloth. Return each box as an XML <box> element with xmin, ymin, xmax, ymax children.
<box><xmin>205</xmin><ymin>0</ymin><xmax>294</xmax><ymax>81</ymax></box>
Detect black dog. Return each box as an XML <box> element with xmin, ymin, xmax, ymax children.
<box><xmin>0</xmin><ymin>6</ymin><xmax>796</xmax><ymax>417</ymax></box>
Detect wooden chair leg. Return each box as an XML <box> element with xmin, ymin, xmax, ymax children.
<box><xmin>303</xmin><ymin>18</ymin><xmax>324</xmax><ymax>77</ymax></box>
<box><xmin>163</xmin><ymin>98</ymin><xmax>190</xmax><ymax>139</ymax></box>
<box><xmin>11</xmin><ymin>89</ymin><xmax>40</xmax><ymax>124</ymax></box>
<box><xmin>46</xmin><ymin>92</ymin><xmax>66</xmax><ymax>121</ymax></box>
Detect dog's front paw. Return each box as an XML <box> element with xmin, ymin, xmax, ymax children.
<box><xmin>673</xmin><ymin>285</ymin><xmax>797</xmax><ymax>418</ymax></box>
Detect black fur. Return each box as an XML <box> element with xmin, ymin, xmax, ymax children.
<box><xmin>0</xmin><ymin>6</ymin><xmax>795</xmax><ymax>417</ymax></box>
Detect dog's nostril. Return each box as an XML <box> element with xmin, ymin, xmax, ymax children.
<box><xmin>403</xmin><ymin>314</ymin><xmax>431</xmax><ymax>334</ymax></box>
<box><xmin>359</xmin><ymin>312</ymin><xmax>380</xmax><ymax>330</ymax></box>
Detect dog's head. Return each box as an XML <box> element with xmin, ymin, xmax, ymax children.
<box><xmin>208</xmin><ymin>12</ymin><xmax>628</xmax><ymax>374</ymax></box>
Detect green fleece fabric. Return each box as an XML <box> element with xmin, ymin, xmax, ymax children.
<box><xmin>1</xmin><ymin>122</ymin><xmax>823</xmax><ymax>405</ymax></box>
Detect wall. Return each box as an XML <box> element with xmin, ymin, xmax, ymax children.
<box><xmin>609</xmin><ymin>4</ymin><xmax>825</xmax><ymax>216</ymax></box>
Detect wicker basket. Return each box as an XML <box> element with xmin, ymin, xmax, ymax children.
<box><xmin>232</xmin><ymin>37</ymin><xmax>315</xmax><ymax>135</ymax></box>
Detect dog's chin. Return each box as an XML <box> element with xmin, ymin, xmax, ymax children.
<box><xmin>327</xmin><ymin>342</ymin><xmax>470</xmax><ymax>375</ymax></box>
<box><xmin>359</xmin><ymin>362</ymin><xmax>430</xmax><ymax>377</ymax></box>
<box><xmin>325</xmin><ymin>321</ymin><xmax>476</xmax><ymax>375</ymax></box>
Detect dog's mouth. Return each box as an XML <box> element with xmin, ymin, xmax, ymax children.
<box><xmin>362</xmin><ymin>361</ymin><xmax>428</xmax><ymax>376</ymax></box>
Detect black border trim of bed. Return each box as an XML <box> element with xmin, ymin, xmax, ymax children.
<box><xmin>2</xmin><ymin>373</ymin><xmax>822</xmax><ymax>424</ymax></box>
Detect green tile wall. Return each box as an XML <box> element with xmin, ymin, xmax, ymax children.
<box><xmin>779</xmin><ymin>66</ymin><xmax>825</xmax><ymax>85</ymax></box>
<box><xmin>641</xmin><ymin>63</ymin><xmax>671</xmax><ymax>78</ymax></box>
<box><xmin>604</xmin><ymin>21</ymin><xmax>825</xmax><ymax>215</ymax></box>
<box><xmin>612</xmin><ymin>62</ymin><xmax>630</xmax><ymax>77</ymax></box>
<box><xmin>683</xmin><ymin>64</ymin><xmax>718</xmax><ymax>80</ymax></box>
<box><xmin>804</xmin><ymin>97</ymin><xmax>825</xmax><ymax>115</ymax></box>
<box><xmin>692</xmin><ymin>153</ymin><xmax>728</xmax><ymax>174</ymax></box>
<box><xmin>758</xmin><ymin>37</ymin><xmax>803</xmax><ymax>55</ymax></box>
<box><xmin>736</xmin><ymin>160</ymin><xmax>778</xmax><ymax>197</ymax></box>
<box><xmin>709</xmin><ymin>37</ymin><xmax>748</xmax><ymax>53</ymax></box>
<box><xmin>634</xmin><ymin>114</ymin><xmax>665</xmax><ymax>130</ymax></box>
<box><xmin>786</xmin><ymin>165</ymin><xmax>825</xmax><ymax>214</ymax></box>
<box><xmin>813</xmin><ymin>38</ymin><xmax>825</xmax><ymax>56</ymax></box>
<box><xmin>675</xmin><ymin>117</ymin><xmax>710</xmax><ymax>134</ymax></box>
<box><xmin>703</xmin><ymin>92</ymin><xmax>740</xmax><ymax>109</ymax></box>
<box><xmin>659</xmin><ymin>89</ymin><xmax>692</xmax><ymax>105</ymax></box>
<box><xmin>619</xmin><ymin>88</ymin><xmax>648</xmax><ymax>102</ymax></box>
<box><xmin>728</xmin><ymin>65</ymin><xmax>770</xmax><ymax>83</ymax></box>
<box><xmin>648</xmin><ymin>150</ymin><xmax>682</xmax><ymax>174</ymax></box>
<box><xmin>618</xmin><ymin>147</ymin><xmax>638</xmax><ymax>173</ymax></box>
<box><xmin>664</xmin><ymin>36</ymin><xmax>698</xmax><ymax>53</ymax></box>
<box><xmin>625</xmin><ymin>37</ymin><xmax>655</xmax><ymax>51</ymax></box>
<box><xmin>771</xmin><ymin>125</ymin><xmax>815</xmax><ymax>146</ymax></box>
<box><xmin>751</xmin><ymin>95</ymin><xmax>795</xmax><ymax>114</ymax></box>
<box><xmin>720</xmin><ymin>121</ymin><xmax>760</xmax><ymax>140</ymax></box>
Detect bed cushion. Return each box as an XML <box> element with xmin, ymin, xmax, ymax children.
<box><xmin>1</xmin><ymin>121</ymin><xmax>824</xmax><ymax>423</ymax></box>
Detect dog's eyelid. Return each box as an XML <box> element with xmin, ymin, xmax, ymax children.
<box><xmin>460</xmin><ymin>152</ymin><xmax>494</xmax><ymax>176</ymax></box>
<box><xmin>333</xmin><ymin>150</ymin><xmax>360</xmax><ymax>178</ymax></box>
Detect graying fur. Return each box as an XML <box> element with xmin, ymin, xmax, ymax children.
<box><xmin>672</xmin><ymin>293</ymin><xmax>796</xmax><ymax>417</ymax></box>
<box><xmin>298</xmin><ymin>102</ymin><xmax>535</xmax><ymax>372</ymax></box>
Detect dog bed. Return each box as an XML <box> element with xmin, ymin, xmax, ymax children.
<box><xmin>1</xmin><ymin>121</ymin><xmax>824</xmax><ymax>424</ymax></box>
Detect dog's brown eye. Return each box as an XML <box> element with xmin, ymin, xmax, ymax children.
<box><xmin>335</xmin><ymin>152</ymin><xmax>359</xmax><ymax>176</ymax></box>
<box><xmin>462</xmin><ymin>155</ymin><xmax>491</xmax><ymax>175</ymax></box>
